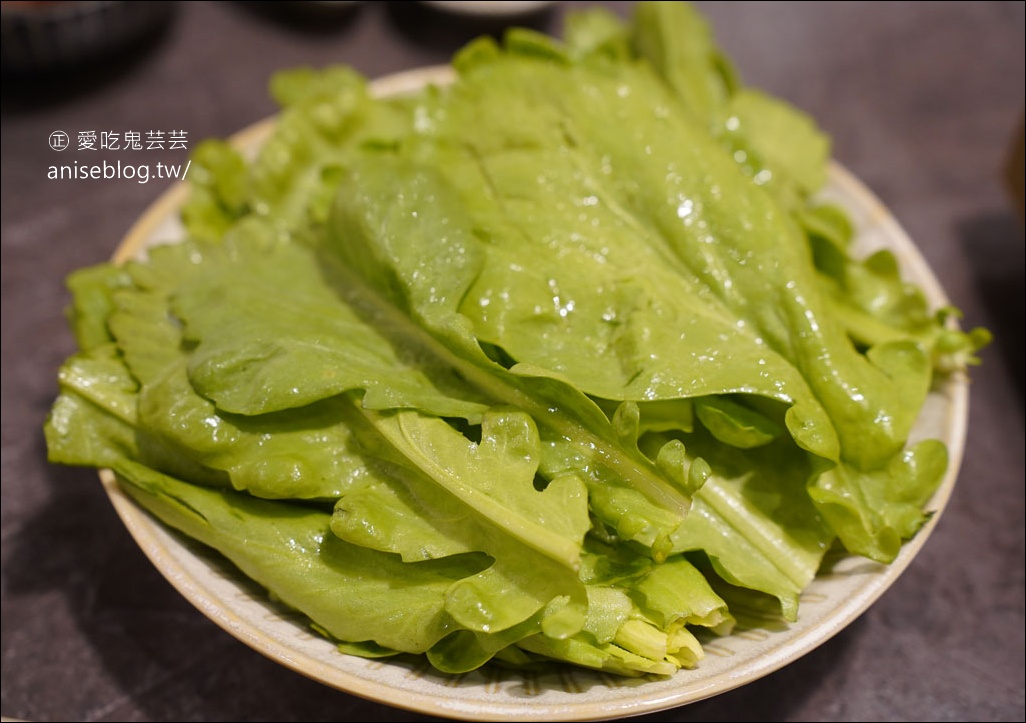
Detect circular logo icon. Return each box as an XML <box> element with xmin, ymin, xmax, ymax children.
<box><xmin>49</xmin><ymin>130</ymin><xmax>70</xmax><ymax>151</ymax></box>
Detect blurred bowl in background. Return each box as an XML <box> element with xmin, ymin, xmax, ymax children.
<box><xmin>420</xmin><ymin>1</ymin><xmax>555</xmax><ymax>18</ymax></box>
<box><xmin>1</xmin><ymin>1</ymin><xmax>177</xmax><ymax>77</ymax></box>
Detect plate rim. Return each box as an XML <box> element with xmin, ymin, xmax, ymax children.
<box><xmin>99</xmin><ymin>63</ymin><xmax>970</xmax><ymax>721</ymax></box>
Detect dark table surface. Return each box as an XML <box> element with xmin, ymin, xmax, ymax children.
<box><xmin>2</xmin><ymin>2</ymin><xmax>1023</xmax><ymax>721</ymax></box>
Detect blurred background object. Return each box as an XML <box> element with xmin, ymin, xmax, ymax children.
<box><xmin>1006</xmin><ymin>116</ymin><xmax>1024</xmax><ymax>223</ymax></box>
<box><xmin>1</xmin><ymin>1</ymin><xmax>177</xmax><ymax>78</ymax></box>
<box><xmin>420</xmin><ymin>1</ymin><xmax>556</xmax><ymax>16</ymax></box>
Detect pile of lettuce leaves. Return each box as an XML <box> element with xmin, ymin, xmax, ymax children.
<box><xmin>45</xmin><ymin>2</ymin><xmax>990</xmax><ymax>678</ymax></box>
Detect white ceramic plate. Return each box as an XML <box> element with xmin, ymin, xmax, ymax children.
<box><xmin>101</xmin><ymin>65</ymin><xmax>969</xmax><ymax>721</ymax></box>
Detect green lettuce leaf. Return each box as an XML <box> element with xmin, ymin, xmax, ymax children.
<box><xmin>408</xmin><ymin>43</ymin><xmax>941</xmax><ymax>561</ymax></box>
<box><xmin>113</xmin><ymin>458</ymin><xmax>477</xmax><ymax>654</ymax></box>
<box><xmin>45</xmin><ymin>344</ymin><xmax>139</xmax><ymax>468</ymax></box>
<box><xmin>325</xmin><ymin>157</ymin><xmax>702</xmax><ymax>554</ymax></box>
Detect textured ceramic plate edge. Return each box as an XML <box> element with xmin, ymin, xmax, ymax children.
<box><xmin>98</xmin><ymin>64</ymin><xmax>969</xmax><ymax>722</ymax></box>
